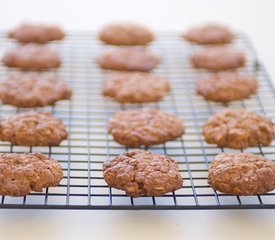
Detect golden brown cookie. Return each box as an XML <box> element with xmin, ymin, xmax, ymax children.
<box><xmin>191</xmin><ymin>47</ymin><xmax>246</xmax><ymax>71</ymax></box>
<box><xmin>97</xmin><ymin>48</ymin><xmax>160</xmax><ymax>72</ymax></box>
<box><xmin>208</xmin><ymin>153</ymin><xmax>275</xmax><ymax>195</ymax></box>
<box><xmin>183</xmin><ymin>23</ymin><xmax>234</xmax><ymax>44</ymax></box>
<box><xmin>0</xmin><ymin>112</ymin><xmax>68</xmax><ymax>146</ymax></box>
<box><xmin>8</xmin><ymin>23</ymin><xmax>64</xmax><ymax>43</ymax></box>
<box><xmin>102</xmin><ymin>72</ymin><xmax>170</xmax><ymax>103</ymax></box>
<box><xmin>202</xmin><ymin>109</ymin><xmax>274</xmax><ymax>149</ymax></box>
<box><xmin>108</xmin><ymin>108</ymin><xmax>184</xmax><ymax>147</ymax></box>
<box><xmin>99</xmin><ymin>22</ymin><xmax>154</xmax><ymax>45</ymax></box>
<box><xmin>2</xmin><ymin>44</ymin><xmax>61</xmax><ymax>70</ymax></box>
<box><xmin>0</xmin><ymin>73</ymin><xmax>72</xmax><ymax>107</ymax></box>
<box><xmin>196</xmin><ymin>72</ymin><xmax>258</xmax><ymax>103</ymax></box>
<box><xmin>0</xmin><ymin>152</ymin><xmax>63</xmax><ymax>196</ymax></box>
<box><xmin>103</xmin><ymin>149</ymin><xmax>183</xmax><ymax>197</ymax></box>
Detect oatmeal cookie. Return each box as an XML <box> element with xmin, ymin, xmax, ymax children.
<box><xmin>108</xmin><ymin>108</ymin><xmax>184</xmax><ymax>147</ymax></box>
<box><xmin>196</xmin><ymin>72</ymin><xmax>258</xmax><ymax>103</ymax></box>
<box><xmin>103</xmin><ymin>149</ymin><xmax>183</xmax><ymax>197</ymax></box>
<box><xmin>0</xmin><ymin>112</ymin><xmax>68</xmax><ymax>146</ymax></box>
<box><xmin>208</xmin><ymin>153</ymin><xmax>275</xmax><ymax>195</ymax></box>
<box><xmin>8</xmin><ymin>23</ymin><xmax>64</xmax><ymax>43</ymax></box>
<box><xmin>97</xmin><ymin>48</ymin><xmax>160</xmax><ymax>72</ymax></box>
<box><xmin>2</xmin><ymin>44</ymin><xmax>61</xmax><ymax>70</ymax></box>
<box><xmin>99</xmin><ymin>22</ymin><xmax>154</xmax><ymax>45</ymax></box>
<box><xmin>202</xmin><ymin>109</ymin><xmax>274</xmax><ymax>149</ymax></box>
<box><xmin>0</xmin><ymin>73</ymin><xmax>72</xmax><ymax>107</ymax></box>
<box><xmin>102</xmin><ymin>72</ymin><xmax>170</xmax><ymax>103</ymax></box>
<box><xmin>191</xmin><ymin>47</ymin><xmax>246</xmax><ymax>71</ymax></box>
<box><xmin>0</xmin><ymin>152</ymin><xmax>63</xmax><ymax>196</ymax></box>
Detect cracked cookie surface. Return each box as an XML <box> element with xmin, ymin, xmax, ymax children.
<box><xmin>102</xmin><ymin>72</ymin><xmax>170</xmax><ymax>103</ymax></box>
<box><xmin>202</xmin><ymin>109</ymin><xmax>274</xmax><ymax>149</ymax></box>
<box><xmin>108</xmin><ymin>108</ymin><xmax>184</xmax><ymax>147</ymax></box>
<box><xmin>191</xmin><ymin>47</ymin><xmax>246</xmax><ymax>71</ymax></box>
<box><xmin>0</xmin><ymin>73</ymin><xmax>72</xmax><ymax>107</ymax></box>
<box><xmin>0</xmin><ymin>152</ymin><xmax>63</xmax><ymax>196</ymax></box>
<box><xmin>2</xmin><ymin>44</ymin><xmax>61</xmax><ymax>70</ymax></box>
<box><xmin>196</xmin><ymin>72</ymin><xmax>258</xmax><ymax>103</ymax></box>
<box><xmin>103</xmin><ymin>149</ymin><xmax>183</xmax><ymax>197</ymax></box>
<box><xmin>0</xmin><ymin>112</ymin><xmax>68</xmax><ymax>146</ymax></box>
<box><xmin>97</xmin><ymin>48</ymin><xmax>160</xmax><ymax>72</ymax></box>
<box><xmin>99</xmin><ymin>22</ymin><xmax>154</xmax><ymax>46</ymax></box>
<box><xmin>208</xmin><ymin>152</ymin><xmax>275</xmax><ymax>195</ymax></box>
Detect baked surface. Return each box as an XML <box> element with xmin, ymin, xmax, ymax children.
<box><xmin>102</xmin><ymin>72</ymin><xmax>170</xmax><ymax>103</ymax></box>
<box><xmin>0</xmin><ymin>112</ymin><xmax>68</xmax><ymax>146</ymax></box>
<box><xmin>208</xmin><ymin>152</ymin><xmax>275</xmax><ymax>195</ymax></box>
<box><xmin>0</xmin><ymin>152</ymin><xmax>63</xmax><ymax>196</ymax></box>
<box><xmin>108</xmin><ymin>108</ymin><xmax>184</xmax><ymax>147</ymax></box>
<box><xmin>0</xmin><ymin>73</ymin><xmax>72</xmax><ymax>107</ymax></box>
<box><xmin>202</xmin><ymin>109</ymin><xmax>274</xmax><ymax>149</ymax></box>
<box><xmin>103</xmin><ymin>149</ymin><xmax>183</xmax><ymax>197</ymax></box>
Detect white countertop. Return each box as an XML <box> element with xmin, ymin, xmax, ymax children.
<box><xmin>1</xmin><ymin>0</ymin><xmax>275</xmax><ymax>239</ymax></box>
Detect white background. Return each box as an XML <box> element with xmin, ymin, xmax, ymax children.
<box><xmin>1</xmin><ymin>0</ymin><xmax>275</xmax><ymax>239</ymax></box>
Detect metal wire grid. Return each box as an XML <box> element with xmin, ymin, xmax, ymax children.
<box><xmin>0</xmin><ymin>31</ymin><xmax>275</xmax><ymax>209</ymax></box>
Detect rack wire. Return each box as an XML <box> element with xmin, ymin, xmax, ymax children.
<box><xmin>0</xmin><ymin>31</ymin><xmax>275</xmax><ymax>209</ymax></box>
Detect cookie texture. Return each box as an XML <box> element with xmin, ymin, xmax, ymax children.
<box><xmin>196</xmin><ymin>72</ymin><xmax>258</xmax><ymax>103</ymax></box>
<box><xmin>2</xmin><ymin>44</ymin><xmax>61</xmax><ymax>70</ymax></box>
<box><xmin>183</xmin><ymin>23</ymin><xmax>234</xmax><ymax>44</ymax></box>
<box><xmin>108</xmin><ymin>108</ymin><xmax>184</xmax><ymax>147</ymax></box>
<box><xmin>0</xmin><ymin>73</ymin><xmax>72</xmax><ymax>107</ymax></box>
<box><xmin>99</xmin><ymin>22</ymin><xmax>154</xmax><ymax>45</ymax></box>
<box><xmin>97</xmin><ymin>48</ymin><xmax>160</xmax><ymax>72</ymax></box>
<box><xmin>8</xmin><ymin>23</ymin><xmax>64</xmax><ymax>43</ymax></box>
<box><xmin>191</xmin><ymin>47</ymin><xmax>246</xmax><ymax>71</ymax></box>
<box><xmin>203</xmin><ymin>109</ymin><xmax>274</xmax><ymax>149</ymax></box>
<box><xmin>208</xmin><ymin>153</ymin><xmax>275</xmax><ymax>195</ymax></box>
<box><xmin>0</xmin><ymin>112</ymin><xmax>68</xmax><ymax>146</ymax></box>
<box><xmin>0</xmin><ymin>152</ymin><xmax>63</xmax><ymax>196</ymax></box>
<box><xmin>102</xmin><ymin>72</ymin><xmax>170</xmax><ymax>103</ymax></box>
<box><xmin>103</xmin><ymin>149</ymin><xmax>183</xmax><ymax>197</ymax></box>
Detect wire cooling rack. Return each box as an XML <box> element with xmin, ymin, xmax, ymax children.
<box><xmin>0</xmin><ymin>31</ymin><xmax>275</xmax><ymax>210</ymax></box>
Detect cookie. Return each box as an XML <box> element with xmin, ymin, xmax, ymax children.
<box><xmin>196</xmin><ymin>72</ymin><xmax>258</xmax><ymax>103</ymax></box>
<box><xmin>102</xmin><ymin>72</ymin><xmax>170</xmax><ymax>103</ymax></box>
<box><xmin>103</xmin><ymin>149</ymin><xmax>183</xmax><ymax>197</ymax></box>
<box><xmin>191</xmin><ymin>47</ymin><xmax>246</xmax><ymax>71</ymax></box>
<box><xmin>0</xmin><ymin>112</ymin><xmax>68</xmax><ymax>146</ymax></box>
<box><xmin>0</xmin><ymin>73</ymin><xmax>72</xmax><ymax>108</ymax></box>
<box><xmin>108</xmin><ymin>108</ymin><xmax>184</xmax><ymax>147</ymax></box>
<box><xmin>202</xmin><ymin>109</ymin><xmax>274</xmax><ymax>149</ymax></box>
<box><xmin>99</xmin><ymin>22</ymin><xmax>154</xmax><ymax>45</ymax></box>
<box><xmin>2</xmin><ymin>44</ymin><xmax>61</xmax><ymax>70</ymax></box>
<box><xmin>97</xmin><ymin>48</ymin><xmax>160</xmax><ymax>72</ymax></box>
<box><xmin>8</xmin><ymin>23</ymin><xmax>64</xmax><ymax>43</ymax></box>
<box><xmin>208</xmin><ymin>153</ymin><xmax>275</xmax><ymax>195</ymax></box>
<box><xmin>0</xmin><ymin>152</ymin><xmax>63</xmax><ymax>196</ymax></box>
<box><xmin>183</xmin><ymin>23</ymin><xmax>234</xmax><ymax>44</ymax></box>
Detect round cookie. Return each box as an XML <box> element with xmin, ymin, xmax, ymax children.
<box><xmin>108</xmin><ymin>108</ymin><xmax>184</xmax><ymax>147</ymax></box>
<box><xmin>103</xmin><ymin>149</ymin><xmax>183</xmax><ymax>197</ymax></box>
<box><xmin>8</xmin><ymin>23</ymin><xmax>64</xmax><ymax>43</ymax></box>
<box><xmin>0</xmin><ymin>112</ymin><xmax>68</xmax><ymax>146</ymax></box>
<box><xmin>97</xmin><ymin>48</ymin><xmax>160</xmax><ymax>72</ymax></box>
<box><xmin>208</xmin><ymin>152</ymin><xmax>275</xmax><ymax>195</ymax></box>
<box><xmin>2</xmin><ymin>44</ymin><xmax>61</xmax><ymax>70</ymax></box>
<box><xmin>202</xmin><ymin>109</ymin><xmax>274</xmax><ymax>149</ymax></box>
<box><xmin>0</xmin><ymin>152</ymin><xmax>63</xmax><ymax>196</ymax></box>
<box><xmin>102</xmin><ymin>72</ymin><xmax>170</xmax><ymax>103</ymax></box>
<box><xmin>196</xmin><ymin>72</ymin><xmax>258</xmax><ymax>103</ymax></box>
<box><xmin>191</xmin><ymin>47</ymin><xmax>246</xmax><ymax>71</ymax></box>
<box><xmin>99</xmin><ymin>22</ymin><xmax>154</xmax><ymax>46</ymax></box>
<box><xmin>183</xmin><ymin>23</ymin><xmax>234</xmax><ymax>44</ymax></box>
<box><xmin>0</xmin><ymin>73</ymin><xmax>72</xmax><ymax>108</ymax></box>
